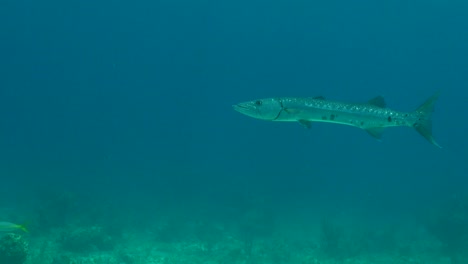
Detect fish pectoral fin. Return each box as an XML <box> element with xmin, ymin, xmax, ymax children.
<box><xmin>284</xmin><ymin>108</ymin><xmax>302</xmax><ymax>114</ymax></box>
<box><xmin>365</xmin><ymin>127</ymin><xmax>385</xmax><ymax>140</ymax></box>
<box><xmin>368</xmin><ymin>96</ymin><xmax>386</xmax><ymax>108</ymax></box>
<box><xmin>298</xmin><ymin>119</ymin><xmax>313</xmax><ymax>129</ymax></box>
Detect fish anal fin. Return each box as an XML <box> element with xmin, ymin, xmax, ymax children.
<box><xmin>365</xmin><ymin>127</ymin><xmax>385</xmax><ymax>140</ymax></box>
<box><xmin>368</xmin><ymin>96</ymin><xmax>386</xmax><ymax>108</ymax></box>
<box><xmin>298</xmin><ymin>119</ymin><xmax>313</xmax><ymax>129</ymax></box>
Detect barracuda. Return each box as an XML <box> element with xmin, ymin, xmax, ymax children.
<box><xmin>233</xmin><ymin>92</ymin><xmax>441</xmax><ymax>147</ymax></box>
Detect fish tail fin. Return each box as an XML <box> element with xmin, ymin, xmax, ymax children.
<box><xmin>14</xmin><ymin>223</ymin><xmax>29</xmax><ymax>233</ymax></box>
<box><xmin>413</xmin><ymin>91</ymin><xmax>441</xmax><ymax>148</ymax></box>
<box><xmin>18</xmin><ymin>224</ymin><xmax>28</xmax><ymax>233</ymax></box>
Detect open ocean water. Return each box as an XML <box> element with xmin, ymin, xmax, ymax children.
<box><xmin>0</xmin><ymin>0</ymin><xmax>467</xmax><ymax>263</ymax></box>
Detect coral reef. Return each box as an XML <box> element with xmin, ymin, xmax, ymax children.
<box><xmin>318</xmin><ymin>218</ymin><xmax>402</xmax><ymax>261</ymax></box>
<box><xmin>58</xmin><ymin>225</ymin><xmax>115</xmax><ymax>253</ymax></box>
<box><xmin>426</xmin><ymin>197</ymin><xmax>468</xmax><ymax>263</ymax></box>
<box><xmin>8</xmin><ymin>199</ymin><xmax>468</xmax><ymax>264</ymax></box>
<box><xmin>0</xmin><ymin>233</ymin><xmax>28</xmax><ymax>264</ymax></box>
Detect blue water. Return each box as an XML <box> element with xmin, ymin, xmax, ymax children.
<box><xmin>0</xmin><ymin>0</ymin><xmax>467</xmax><ymax>263</ymax></box>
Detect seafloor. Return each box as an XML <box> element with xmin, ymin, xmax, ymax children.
<box><xmin>1</xmin><ymin>192</ymin><xmax>467</xmax><ymax>264</ymax></box>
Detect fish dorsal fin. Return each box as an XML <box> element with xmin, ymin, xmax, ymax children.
<box><xmin>365</xmin><ymin>127</ymin><xmax>385</xmax><ymax>140</ymax></box>
<box><xmin>368</xmin><ymin>96</ymin><xmax>386</xmax><ymax>108</ymax></box>
<box><xmin>313</xmin><ymin>96</ymin><xmax>326</xmax><ymax>100</ymax></box>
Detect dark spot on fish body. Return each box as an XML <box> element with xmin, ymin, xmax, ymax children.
<box><xmin>360</xmin><ymin>121</ymin><xmax>364</xmax><ymax>126</ymax></box>
<box><xmin>330</xmin><ymin>114</ymin><xmax>335</xmax><ymax>120</ymax></box>
<box><xmin>322</xmin><ymin>116</ymin><xmax>327</xmax><ymax>120</ymax></box>
<box><xmin>387</xmin><ymin>116</ymin><xmax>392</xmax><ymax>122</ymax></box>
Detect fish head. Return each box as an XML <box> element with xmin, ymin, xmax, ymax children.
<box><xmin>233</xmin><ymin>98</ymin><xmax>283</xmax><ymax>120</ymax></box>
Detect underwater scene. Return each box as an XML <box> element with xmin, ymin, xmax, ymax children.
<box><xmin>1</xmin><ymin>0</ymin><xmax>467</xmax><ymax>263</ymax></box>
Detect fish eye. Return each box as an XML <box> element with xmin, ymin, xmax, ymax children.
<box><xmin>255</xmin><ymin>100</ymin><xmax>262</xmax><ymax>106</ymax></box>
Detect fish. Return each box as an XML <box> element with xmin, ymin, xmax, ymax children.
<box><xmin>0</xmin><ymin>222</ymin><xmax>28</xmax><ymax>233</ymax></box>
<box><xmin>233</xmin><ymin>92</ymin><xmax>441</xmax><ymax>147</ymax></box>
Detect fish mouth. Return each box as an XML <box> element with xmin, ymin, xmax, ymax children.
<box><xmin>232</xmin><ymin>103</ymin><xmax>249</xmax><ymax>111</ymax></box>
<box><xmin>232</xmin><ymin>103</ymin><xmax>256</xmax><ymax>117</ymax></box>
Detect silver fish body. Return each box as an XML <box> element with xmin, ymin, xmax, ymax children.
<box><xmin>233</xmin><ymin>93</ymin><xmax>440</xmax><ymax>147</ymax></box>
